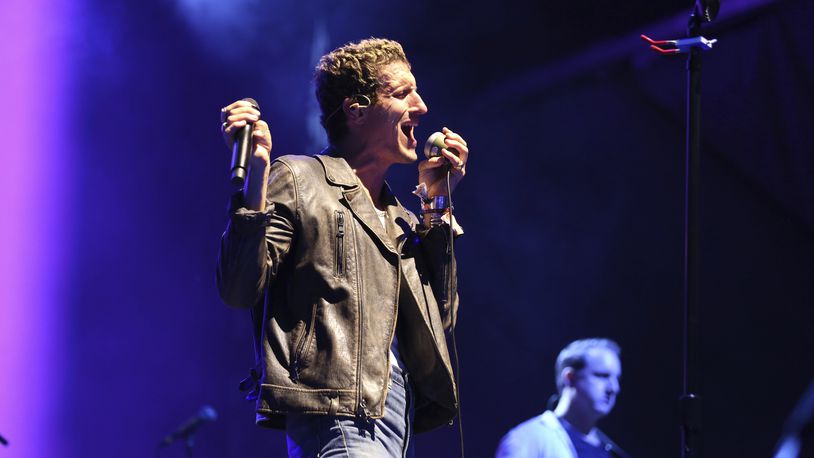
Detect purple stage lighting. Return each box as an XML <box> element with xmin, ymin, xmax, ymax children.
<box><xmin>0</xmin><ymin>0</ymin><xmax>72</xmax><ymax>455</ymax></box>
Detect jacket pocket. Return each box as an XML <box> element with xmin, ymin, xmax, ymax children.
<box><xmin>289</xmin><ymin>305</ymin><xmax>317</xmax><ymax>383</ymax></box>
<box><xmin>334</xmin><ymin>209</ymin><xmax>345</xmax><ymax>277</ymax></box>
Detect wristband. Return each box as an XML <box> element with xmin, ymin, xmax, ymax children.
<box><xmin>421</xmin><ymin>195</ymin><xmax>450</xmax><ymax>213</ymax></box>
<box><xmin>413</xmin><ymin>183</ymin><xmax>452</xmax><ymax>226</ymax></box>
<box><xmin>422</xmin><ymin>196</ymin><xmax>452</xmax><ymax>227</ymax></box>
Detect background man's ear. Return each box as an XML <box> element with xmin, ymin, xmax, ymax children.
<box><xmin>561</xmin><ymin>367</ymin><xmax>576</xmax><ymax>388</ymax></box>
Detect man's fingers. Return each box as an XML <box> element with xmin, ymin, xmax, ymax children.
<box><xmin>420</xmin><ymin>151</ymin><xmax>464</xmax><ymax>167</ymax></box>
<box><xmin>223</xmin><ymin>120</ymin><xmax>248</xmax><ymax>138</ymax></box>
<box><xmin>221</xmin><ymin>100</ymin><xmax>266</xmax><ymax>154</ymax></box>
<box><xmin>253</xmin><ymin>119</ymin><xmax>270</xmax><ymax>133</ymax></box>
<box><xmin>445</xmin><ymin>139</ymin><xmax>468</xmax><ymax>161</ymax></box>
<box><xmin>226</xmin><ymin>112</ymin><xmax>259</xmax><ymax>125</ymax></box>
<box><xmin>221</xmin><ymin>101</ymin><xmax>260</xmax><ymax>122</ymax></box>
<box><xmin>252</xmin><ymin>120</ymin><xmax>272</xmax><ymax>148</ymax></box>
<box><xmin>442</xmin><ymin>126</ymin><xmax>467</xmax><ymax>147</ymax></box>
<box><xmin>419</xmin><ymin>156</ymin><xmax>451</xmax><ymax>171</ymax></box>
<box><xmin>222</xmin><ymin>111</ymin><xmax>260</xmax><ymax>138</ymax></box>
<box><xmin>441</xmin><ymin>127</ymin><xmax>469</xmax><ymax>176</ymax></box>
<box><xmin>441</xmin><ymin>149</ymin><xmax>466</xmax><ymax>175</ymax></box>
<box><xmin>222</xmin><ymin>99</ymin><xmax>258</xmax><ymax>112</ymax></box>
<box><xmin>440</xmin><ymin>126</ymin><xmax>469</xmax><ymax>168</ymax></box>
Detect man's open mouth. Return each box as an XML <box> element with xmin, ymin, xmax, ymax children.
<box><xmin>400</xmin><ymin>122</ymin><xmax>417</xmax><ymax>146</ymax></box>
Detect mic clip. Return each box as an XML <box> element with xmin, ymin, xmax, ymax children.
<box><xmin>640</xmin><ymin>34</ymin><xmax>717</xmax><ymax>55</ymax></box>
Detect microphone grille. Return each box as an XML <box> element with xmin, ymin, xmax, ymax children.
<box><xmin>242</xmin><ymin>97</ymin><xmax>260</xmax><ymax>110</ymax></box>
<box><xmin>424</xmin><ymin>132</ymin><xmax>445</xmax><ymax>158</ymax></box>
<box><xmin>198</xmin><ymin>405</ymin><xmax>218</xmax><ymax>422</ymax></box>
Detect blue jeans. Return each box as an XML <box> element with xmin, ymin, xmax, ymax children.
<box><xmin>286</xmin><ymin>367</ymin><xmax>415</xmax><ymax>457</ymax></box>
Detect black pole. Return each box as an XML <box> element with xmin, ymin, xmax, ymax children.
<box><xmin>185</xmin><ymin>436</ymin><xmax>194</xmax><ymax>458</ymax></box>
<box><xmin>680</xmin><ymin>8</ymin><xmax>703</xmax><ymax>458</ymax></box>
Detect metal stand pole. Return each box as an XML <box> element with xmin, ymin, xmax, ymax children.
<box><xmin>641</xmin><ymin>2</ymin><xmax>719</xmax><ymax>455</ymax></box>
<box><xmin>680</xmin><ymin>10</ymin><xmax>704</xmax><ymax>458</ymax></box>
<box><xmin>185</xmin><ymin>435</ymin><xmax>195</xmax><ymax>458</ymax></box>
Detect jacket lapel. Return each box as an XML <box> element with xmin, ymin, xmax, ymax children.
<box><xmin>342</xmin><ymin>186</ymin><xmax>398</xmax><ymax>255</ymax></box>
<box><xmin>316</xmin><ymin>154</ymin><xmax>399</xmax><ymax>256</ymax></box>
<box><xmin>383</xmin><ymin>185</ymin><xmax>416</xmax><ymax>248</ymax></box>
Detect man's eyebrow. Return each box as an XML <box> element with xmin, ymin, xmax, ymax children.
<box><xmin>384</xmin><ymin>84</ymin><xmax>416</xmax><ymax>95</ymax></box>
<box><xmin>385</xmin><ymin>77</ymin><xmax>411</xmax><ymax>87</ymax></box>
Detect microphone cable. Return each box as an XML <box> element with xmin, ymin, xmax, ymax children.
<box><xmin>444</xmin><ymin>169</ymin><xmax>466</xmax><ymax>458</ymax></box>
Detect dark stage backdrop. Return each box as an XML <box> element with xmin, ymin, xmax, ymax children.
<box><xmin>1</xmin><ymin>0</ymin><xmax>812</xmax><ymax>456</ymax></box>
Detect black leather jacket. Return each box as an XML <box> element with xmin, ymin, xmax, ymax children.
<box><xmin>217</xmin><ymin>154</ymin><xmax>459</xmax><ymax>433</ymax></box>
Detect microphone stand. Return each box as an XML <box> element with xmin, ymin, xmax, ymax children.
<box><xmin>641</xmin><ymin>1</ymin><xmax>719</xmax><ymax>457</ymax></box>
<box><xmin>154</xmin><ymin>431</ymin><xmax>198</xmax><ymax>458</ymax></box>
<box><xmin>183</xmin><ymin>434</ymin><xmax>195</xmax><ymax>458</ymax></box>
<box><xmin>156</xmin><ymin>405</ymin><xmax>217</xmax><ymax>458</ymax></box>
<box><xmin>682</xmin><ymin>10</ymin><xmax>704</xmax><ymax>458</ymax></box>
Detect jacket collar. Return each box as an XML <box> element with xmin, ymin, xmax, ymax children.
<box><xmin>315</xmin><ymin>150</ymin><xmax>360</xmax><ymax>188</ymax></box>
<box><xmin>541</xmin><ymin>411</ymin><xmax>579</xmax><ymax>457</ymax></box>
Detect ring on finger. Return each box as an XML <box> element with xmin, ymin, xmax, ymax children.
<box><xmin>221</xmin><ymin>121</ymin><xmax>228</xmax><ymax>130</ymax></box>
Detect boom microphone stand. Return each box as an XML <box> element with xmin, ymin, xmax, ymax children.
<box><xmin>641</xmin><ymin>1</ymin><xmax>719</xmax><ymax>457</ymax></box>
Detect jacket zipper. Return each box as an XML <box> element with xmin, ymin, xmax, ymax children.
<box><xmin>353</xmin><ymin>219</ymin><xmax>371</xmax><ymax>423</ymax></box>
<box><xmin>356</xmin><ymin>300</ymin><xmax>370</xmax><ymax>421</ymax></box>
<box><xmin>382</xmin><ymin>237</ymin><xmax>407</xmax><ymax>418</ymax></box>
<box><xmin>335</xmin><ymin>210</ymin><xmax>345</xmax><ymax>276</ymax></box>
<box><xmin>290</xmin><ymin>305</ymin><xmax>317</xmax><ymax>383</ymax></box>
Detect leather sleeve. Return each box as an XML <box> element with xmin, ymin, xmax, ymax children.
<box><xmin>216</xmin><ymin>160</ymin><xmax>298</xmax><ymax>309</ymax></box>
<box><xmin>416</xmin><ymin>223</ymin><xmax>459</xmax><ymax>330</ymax></box>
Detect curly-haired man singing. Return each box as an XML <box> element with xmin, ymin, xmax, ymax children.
<box><xmin>217</xmin><ymin>38</ymin><xmax>470</xmax><ymax>457</ymax></box>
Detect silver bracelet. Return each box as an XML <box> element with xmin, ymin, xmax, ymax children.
<box><xmin>421</xmin><ymin>196</ymin><xmax>450</xmax><ymax>213</ymax></box>
<box><xmin>423</xmin><ymin>196</ymin><xmax>451</xmax><ymax>226</ymax></box>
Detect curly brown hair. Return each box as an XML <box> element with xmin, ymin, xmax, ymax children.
<box><xmin>314</xmin><ymin>38</ymin><xmax>410</xmax><ymax>145</ymax></box>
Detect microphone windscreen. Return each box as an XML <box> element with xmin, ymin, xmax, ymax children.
<box><xmin>424</xmin><ymin>132</ymin><xmax>459</xmax><ymax>158</ymax></box>
<box><xmin>424</xmin><ymin>132</ymin><xmax>446</xmax><ymax>158</ymax></box>
<box><xmin>242</xmin><ymin>97</ymin><xmax>260</xmax><ymax>110</ymax></box>
<box><xmin>198</xmin><ymin>405</ymin><xmax>218</xmax><ymax>422</ymax></box>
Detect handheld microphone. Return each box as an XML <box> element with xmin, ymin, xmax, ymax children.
<box><xmin>230</xmin><ymin>97</ymin><xmax>260</xmax><ymax>188</ymax></box>
<box><xmin>159</xmin><ymin>405</ymin><xmax>218</xmax><ymax>447</ymax></box>
<box><xmin>424</xmin><ymin>132</ymin><xmax>459</xmax><ymax>159</ymax></box>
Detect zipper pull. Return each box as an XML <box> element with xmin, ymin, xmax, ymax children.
<box><xmin>335</xmin><ymin>211</ymin><xmax>346</xmax><ymax>276</ymax></box>
<box><xmin>357</xmin><ymin>399</ymin><xmax>372</xmax><ymax>423</ymax></box>
<box><xmin>289</xmin><ymin>359</ymin><xmax>300</xmax><ymax>383</ymax></box>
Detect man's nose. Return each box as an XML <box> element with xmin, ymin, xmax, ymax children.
<box><xmin>607</xmin><ymin>378</ymin><xmax>620</xmax><ymax>394</ymax></box>
<box><xmin>411</xmin><ymin>92</ymin><xmax>428</xmax><ymax>115</ymax></box>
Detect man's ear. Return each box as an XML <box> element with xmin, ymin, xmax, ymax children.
<box><xmin>561</xmin><ymin>367</ymin><xmax>576</xmax><ymax>388</ymax></box>
<box><xmin>343</xmin><ymin>95</ymin><xmax>371</xmax><ymax>125</ymax></box>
